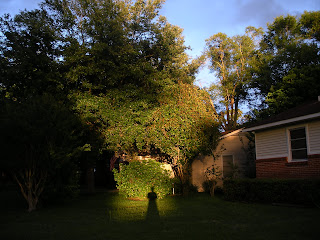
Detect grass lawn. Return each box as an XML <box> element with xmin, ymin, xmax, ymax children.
<box><xmin>0</xmin><ymin>189</ymin><xmax>319</xmax><ymax>240</ymax></box>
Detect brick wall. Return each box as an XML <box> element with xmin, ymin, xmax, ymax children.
<box><xmin>256</xmin><ymin>155</ymin><xmax>320</xmax><ymax>179</ymax></box>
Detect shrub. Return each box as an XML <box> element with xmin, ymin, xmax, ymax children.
<box><xmin>202</xmin><ymin>180</ymin><xmax>217</xmax><ymax>194</ymax></box>
<box><xmin>223</xmin><ymin>178</ymin><xmax>320</xmax><ymax>206</ymax></box>
<box><xmin>113</xmin><ymin>160</ymin><xmax>174</xmax><ymax>199</ymax></box>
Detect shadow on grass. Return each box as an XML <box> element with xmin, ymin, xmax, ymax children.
<box><xmin>146</xmin><ymin>187</ymin><xmax>160</xmax><ymax>222</ymax></box>
<box><xmin>1</xmin><ymin>190</ymin><xmax>320</xmax><ymax>240</ymax></box>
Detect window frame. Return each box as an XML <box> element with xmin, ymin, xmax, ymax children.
<box><xmin>287</xmin><ymin>125</ymin><xmax>309</xmax><ymax>162</ymax></box>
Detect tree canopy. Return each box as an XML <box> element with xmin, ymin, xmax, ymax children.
<box><xmin>204</xmin><ymin>11</ymin><xmax>320</xmax><ymax>126</ymax></box>
<box><xmin>41</xmin><ymin>0</ymin><xmax>198</xmax><ymax>93</ymax></box>
<box><xmin>205</xmin><ymin>27</ymin><xmax>263</xmax><ymax>130</ymax></box>
<box><xmin>0</xmin><ymin>0</ymin><xmax>219</xmax><ymax>209</ymax></box>
<box><xmin>1</xmin><ymin>0</ymin><xmax>319</xmax><ymax>210</ymax></box>
<box><xmin>0</xmin><ymin>94</ymin><xmax>98</xmax><ymax>211</ymax></box>
<box><xmin>249</xmin><ymin>11</ymin><xmax>320</xmax><ymax>118</ymax></box>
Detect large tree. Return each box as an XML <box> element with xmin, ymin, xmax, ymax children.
<box><xmin>42</xmin><ymin>0</ymin><xmax>199</xmax><ymax>92</ymax></box>
<box><xmin>148</xmin><ymin>83</ymin><xmax>219</xmax><ymax>189</ymax></box>
<box><xmin>74</xmin><ymin>83</ymin><xmax>219</xmax><ymax>191</ymax></box>
<box><xmin>0</xmin><ymin>0</ymin><xmax>220</xmax><ymax>199</ymax></box>
<box><xmin>0</xmin><ymin>95</ymin><xmax>95</xmax><ymax>212</ymax></box>
<box><xmin>250</xmin><ymin>11</ymin><xmax>320</xmax><ymax>118</ymax></box>
<box><xmin>44</xmin><ymin>0</ymin><xmax>210</xmax><ymax>157</ymax></box>
<box><xmin>205</xmin><ymin>27</ymin><xmax>263</xmax><ymax>131</ymax></box>
<box><xmin>0</xmin><ymin>9</ymin><xmax>62</xmax><ymax>101</ymax></box>
<box><xmin>0</xmin><ymin>4</ymin><xmax>101</xmax><ymax>201</ymax></box>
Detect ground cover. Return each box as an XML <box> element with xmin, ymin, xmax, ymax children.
<box><xmin>0</xmin><ymin>189</ymin><xmax>319</xmax><ymax>240</ymax></box>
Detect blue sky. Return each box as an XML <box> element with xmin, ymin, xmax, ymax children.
<box><xmin>160</xmin><ymin>0</ymin><xmax>320</xmax><ymax>87</ymax></box>
<box><xmin>1</xmin><ymin>0</ymin><xmax>319</xmax><ymax>87</ymax></box>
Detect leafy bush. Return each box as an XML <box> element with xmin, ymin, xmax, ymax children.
<box><xmin>113</xmin><ymin>160</ymin><xmax>174</xmax><ymax>199</ymax></box>
<box><xmin>223</xmin><ymin>178</ymin><xmax>320</xmax><ymax>206</ymax></box>
<box><xmin>202</xmin><ymin>180</ymin><xmax>215</xmax><ymax>194</ymax></box>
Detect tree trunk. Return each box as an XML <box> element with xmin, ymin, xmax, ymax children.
<box><xmin>210</xmin><ymin>181</ymin><xmax>216</xmax><ymax>197</ymax></box>
<box><xmin>233</xmin><ymin>97</ymin><xmax>239</xmax><ymax>129</ymax></box>
<box><xmin>27</xmin><ymin>190</ymin><xmax>37</xmax><ymax>212</ymax></box>
<box><xmin>14</xmin><ymin>169</ymin><xmax>46</xmax><ymax>212</ymax></box>
<box><xmin>172</xmin><ymin>162</ymin><xmax>190</xmax><ymax>195</ymax></box>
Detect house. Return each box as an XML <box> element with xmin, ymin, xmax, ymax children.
<box><xmin>192</xmin><ymin>128</ymin><xmax>253</xmax><ymax>192</ymax></box>
<box><xmin>244</xmin><ymin>98</ymin><xmax>320</xmax><ymax>179</ymax></box>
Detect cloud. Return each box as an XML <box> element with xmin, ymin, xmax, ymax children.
<box><xmin>233</xmin><ymin>0</ymin><xmax>287</xmax><ymax>28</ymax></box>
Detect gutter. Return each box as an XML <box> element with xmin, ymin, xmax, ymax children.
<box><xmin>243</xmin><ymin>112</ymin><xmax>320</xmax><ymax>132</ymax></box>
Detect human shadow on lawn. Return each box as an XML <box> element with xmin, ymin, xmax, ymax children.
<box><xmin>146</xmin><ymin>187</ymin><xmax>160</xmax><ymax>222</ymax></box>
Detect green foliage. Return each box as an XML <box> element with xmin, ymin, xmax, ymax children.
<box><xmin>300</xmin><ymin>11</ymin><xmax>320</xmax><ymax>41</ymax></box>
<box><xmin>203</xmin><ymin>156</ymin><xmax>222</xmax><ymax>196</ymax></box>
<box><xmin>0</xmin><ymin>9</ymin><xmax>63</xmax><ymax>100</ymax></box>
<box><xmin>0</xmin><ymin>94</ymin><xmax>98</xmax><ymax>210</ymax></box>
<box><xmin>72</xmin><ymin>85</ymin><xmax>157</xmax><ymax>153</ymax></box>
<box><xmin>250</xmin><ymin>11</ymin><xmax>320</xmax><ymax>117</ymax></box>
<box><xmin>149</xmin><ymin>83</ymin><xmax>220</xmax><ymax>162</ymax></box>
<box><xmin>0</xmin><ymin>1</ymin><xmax>219</xmax><ymax>203</ymax></box>
<box><xmin>113</xmin><ymin>160</ymin><xmax>173</xmax><ymax>199</ymax></box>
<box><xmin>205</xmin><ymin>27</ymin><xmax>263</xmax><ymax>130</ymax></box>
<box><xmin>223</xmin><ymin>178</ymin><xmax>320</xmax><ymax>206</ymax></box>
<box><xmin>74</xmin><ymin>83</ymin><xmax>220</xmax><ymax>169</ymax></box>
<box><xmin>42</xmin><ymin>0</ymin><xmax>194</xmax><ymax>92</ymax></box>
<box><xmin>145</xmin><ymin>83</ymin><xmax>220</xmax><ymax>192</ymax></box>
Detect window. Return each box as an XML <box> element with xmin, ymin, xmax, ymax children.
<box><xmin>289</xmin><ymin>127</ymin><xmax>308</xmax><ymax>161</ymax></box>
<box><xmin>222</xmin><ymin>155</ymin><xmax>233</xmax><ymax>178</ymax></box>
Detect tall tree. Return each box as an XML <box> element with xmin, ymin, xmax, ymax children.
<box><xmin>0</xmin><ymin>95</ymin><xmax>94</xmax><ymax>212</ymax></box>
<box><xmin>0</xmin><ymin>6</ymin><xmax>103</xmax><ymax>202</ymax></box>
<box><xmin>74</xmin><ymin>83</ymin><xmax>219</xmax><ymax>192</ymax></box>
<box><xmin>148</xmin><ymin>83</ymin><xmax>219</xmax><ymax>190</ymax></box>
<box><xmin>43</xmin><ymin>0</ymin><xmax>207</xmax><ymax>155</ymax></box>
<box><xmin>205</xmin><ymin>27</ymin><xmax>263</xmax><ymax>131</ymax></box>
<box><xmin>0</xmin><ymin>0</ymin><xmax>219</xmax><ymax>198</ymax></box>
<box><xmin>42</xmin><ymin>0</ymin><xmax>198</xmax><ymax>93</ymax></box>
<box><xmin>0</xmin><ymin>9</ymin><xmax>62</xmax><ymax>100</ymax></box>
<box><xmin>250</xmin><ymin>12</ymin><xmax>320</xmax><ymax>117</ymax></box>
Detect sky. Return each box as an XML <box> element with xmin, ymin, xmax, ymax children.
<box><xmin>1</xmin><ymin>0</ymin><xmax>319</xmax><ymax>87</ymax></box>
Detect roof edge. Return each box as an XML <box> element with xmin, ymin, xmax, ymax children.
<box><xmin>243</xmin><ymin>112</ymin><xmax>320</xmax><ymax>132</ymax></box>
<box><xmin>219</xmin><ymin>128</ymin><xmax>244</xmax><ymax>139</ymax></box>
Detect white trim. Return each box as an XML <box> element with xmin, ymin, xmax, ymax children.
<box><xmin>256</xmin><ymin>154</ymin><xmax>287</xmax><ymax>160</ymax></box>
<box><xmin>254</xmin><ymin>133</ymin><xmax>258</xmax><ymax>160</ymax></box>
<box><xmin>243</xmin><ymin>112</ymin><xmax>320</xmax><ymax>132</ymax></box>
<box><xmin>220</xmin><ymin>128</ymin><xmax>244</xmax><ymax>139</ymax></box>
<box><xmin>286</xmin><ymin>124</ymin><xmax>309</xmax><ymax>162</ymax></box>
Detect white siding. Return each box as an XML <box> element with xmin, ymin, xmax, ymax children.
<box><xmin>192</xmin><ymin>131</ymin><xmax>250</xmax><ymax>192</ymax></box>
<box><xmin>308</xmin><ymin>120</ymin><xmax>320</xmax><ymax>154</ymax></box>
<box><xmin>214</xmin><ymin>133</ymin><xmax>249</xmax><ymax>174</ymax></box>
<box><xmin>255</xmin><ymin>128</ymin><xmax>288</xmax><ymax>159</ymax></box>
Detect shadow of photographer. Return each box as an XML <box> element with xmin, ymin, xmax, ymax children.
<box><xmin>145</xmin><ymin>187</ymin><xmax>160</xmax><ymax>222</ymax></box>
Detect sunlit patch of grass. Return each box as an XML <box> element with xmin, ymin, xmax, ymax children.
<box><xmin>106</xmin><ymin>193</ymin><xmax>178</xmax><ymax>222</ymax></box>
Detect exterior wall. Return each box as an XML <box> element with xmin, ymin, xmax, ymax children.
<box><xmin>192</xmin><ymin>132</ymin><xmax>251</xmax><ymax>192</ymax></box>
<box><xmin>217</xmin><ymin>133</ymin><xmax>250</xmax><ymax>176</ymax></box>
<box><xmin>192</xmin><ymin>155</ymin><xmax>215</xmax><ymax>192</ymax></box>
<box><xmin>256</xmin><ymin>155</ymin><xmax>320</xmax><ymax>179</ymax></box>
<box><xmin>308</xmin><ymin>121</ymin><xmax>320</xmax><ymax>154</ymax></box>
<box><xmin>255</xmin><ymin>128</ymin><xmax>287</xmax><ymax>160</ymax></box>
<box><xmin>255</xmin><ymin>119</ymin><xmax>320</xmax><ymax>179</ymax></box>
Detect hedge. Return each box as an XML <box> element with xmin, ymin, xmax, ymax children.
<box><xmin>113</xmin><ymin>160</ymin><xmax>173</xmax><ymax>199</ymax></box>
<box><xmin>223</xmin><ymin>178</ymin><xmax>320</xmax><ymax>206</ymax></box>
